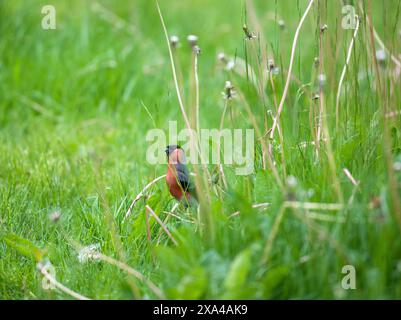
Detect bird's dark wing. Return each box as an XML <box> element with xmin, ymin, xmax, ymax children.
<box><xmin>175</xmin><ymin>163</ymin><xmax>191</xmax><ymax>191</ymax></box>
<box><xmin>175</xmin><ymin>163</ymin><xmax>198</xmax><ymax>203</ymax></box>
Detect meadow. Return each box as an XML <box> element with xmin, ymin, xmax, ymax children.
<box><xmin>1</xmin><ymin>0</ymin><xmax>401</xmax><ymax>299</ymax></box>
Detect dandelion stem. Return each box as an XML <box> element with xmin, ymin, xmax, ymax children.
<box><xmin>156</xmin><ymin>2</ymin><xmax>191</xmax><ymax>131</ymax></box>
<box><xmin>335</xmin><ymin>16</ymin><xmax>359</xmax><ymax>130</ymax></box>
<box><xmin>269</xmin><ymin>0</ymin><xmax>315</xmax><ymax>141</ymax></box>
<box><xmin>194</xmin><ymin>52</ymin><xmax>200</xmax><ymax>135</ymax></box>
<box><xmin>260</xmin><ymin>205</ymin><xmax>285</xmax><ymax>265</ymax></box>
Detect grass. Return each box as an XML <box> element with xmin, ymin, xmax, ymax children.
<box><xmin>1</xmin><ymin>0</ymin><xmax>401</xmax><ymax>299</ymax></box>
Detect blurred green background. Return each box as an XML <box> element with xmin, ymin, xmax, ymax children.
<box><xmin>1</xmin><ymin>0</ymin><xmax>401</xmax><ymax>299</ymax></box>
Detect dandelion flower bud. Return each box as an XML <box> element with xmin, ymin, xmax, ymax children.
<box><xmin>320</xmin><ymin>24</ymin><xmax>328</xmax><ymax>33</ymax></box>
<box><xmin>222</xmin><ymin>81</ymin><xmax>235</xmax><ymax>100</ymax></box>
<box><xmin>243</xmin><ymin>24</ymin><xmax>257</xmax><ymax>40</ymax></box>
<box><xmin>268</xmin><ymin>59</ymin><xmax>280</xmax><ymax>75</ymax></box>
<box><xmin>193</xmin><ymin>45</ymin><xmax>201</xmax><ymax>55</ymax></box>
<box><xmin>268</xmin><ymin>58</ymin><xmax>275</xmax><ymax>71</ymax></box>
<box><xmin>314</xmin><ymin>57</ymin><xmax>319</xmax><ymax>68</ymax></box>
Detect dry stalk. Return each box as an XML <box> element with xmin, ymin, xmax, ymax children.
<box><xmin>124</xmin><ymin>174</ymin><xmax>166</xmax><ymax>221</ymax></box>
<box><xmin>146</xmin><ymin>205</ymin><xmax>178</xmax><ymax>246</ymax></box>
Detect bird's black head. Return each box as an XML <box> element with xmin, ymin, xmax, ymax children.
<box><xmin>165</xmin><ymin>145</ymin><xmax>181</xmax><ymax>157</ymax></box>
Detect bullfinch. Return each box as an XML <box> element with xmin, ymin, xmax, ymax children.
<box><xmin>165</xmin><ymin>145</ymin><xmax>197</xmax><ymax>207</ymax></box>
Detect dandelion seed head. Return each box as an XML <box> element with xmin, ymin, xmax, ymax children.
<box><xmin>37</xmin><ymin>260</ymin><xmax>56</xmax><ymax>290</ymax></box>
<box><xmin>286</xmin><ymin>175</ymin><xmax>298</xmax><ymax>188</ymax></box>
<box><xmin>169</xmin><ymin>35</ymin><xmax>179</xmax><ymax>48</ymax></box>
<box><xmin>376</xmin><ymin>49</ymin><xmax>387</xmax><ymax>65</ymax></box>
<box><xmin>217</xmin><ymin>52</ymin><xmax>226</xmax><ymax>62</ymax></box>
<box><xmin>187</xmin><ymin>34</ymin><xmax>198</xmax><ymax>47</ymax></box>
<box><xmin>394</xmin><ymin>162</ymin><xmax>401</xmax><ymax>171</ymax></box>
<box><xmin>49</xmin><ymin>210</ymin><xmax>61</xmax><ymax>223</ymax></box>
<box><xmin>278</xmin><ymin>19</ymin><xmax>285</xmax><ymax>30</ymax></box>
<box><xmin>226</xmin><ymin>60</ymin><xmax>235</xmax><ymax>71</ymax></box>
<box><xmin>225</xmin><ymin>80</ymin><xmax>233</xmax><ymax>89</ymax></box>
<box><xmin>77</xmin><ymin>244</ymin><xmax>101</xmax><ymax>263</ymax></box>
<box><xmin>318</xmin><ymin>74</ymin><xmax>327</xmax><ymax>89</ymax></box>
<box><xmin>299</xmin><ymin>255</ymin><xmax>310</xmax><ymax>264</ymax></box>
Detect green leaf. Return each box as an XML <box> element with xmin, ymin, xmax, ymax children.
<box><xmin>1</xmin><ymin>233</ymin><xmax>44</xmax><ymax>262</ymax></box>
<box><xmin>261</xmin><ymin>266</ymin><xmax>289</xmax><ymax>298</ymax></box>
<box><xmin>224</xmin><ymin>249</ymin><xmax>251</xmax><ymax>291</ymax></box>
<box><xmin>168</xmin><ymin>267</ymin><xmax>207</xmax><ymax>299</ymax></box>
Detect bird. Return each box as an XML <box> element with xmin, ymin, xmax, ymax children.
<box><xmin>165</xmin><ymin>145</ymin><xmax>197</xmax><ymax>207</ymax></box>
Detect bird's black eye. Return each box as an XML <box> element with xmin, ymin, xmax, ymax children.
<box><xmin>165</xmin><ymin>144</ymin><xmax>181</xmax><ymax>157</ymax></box>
